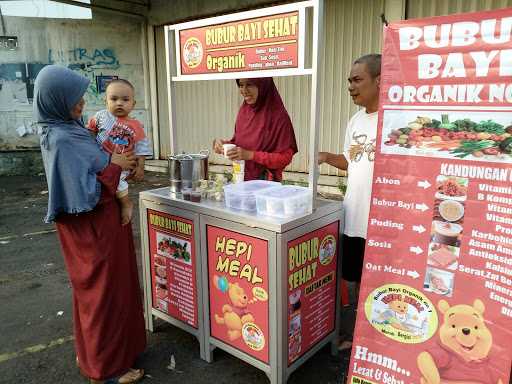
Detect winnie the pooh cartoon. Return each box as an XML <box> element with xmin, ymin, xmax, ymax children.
<box><xmin>417</xmin><ymin>299</ymin><xmax>503</xmax><ymax>384</ymax></box>
<box><xmin>215</xmin><ymin>282</ymin><xmax>255</xmax><ymax>341</ymax></box>
<box><xmin>378</xmin><ymin>298</ymin><xmax>418</xmax><ymax>332</ymax></box>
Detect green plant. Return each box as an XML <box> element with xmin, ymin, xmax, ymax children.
<box><xmin>281</xmin><ymin>178</ymin><xmax>308</xmax><ymax>187</ymax></box>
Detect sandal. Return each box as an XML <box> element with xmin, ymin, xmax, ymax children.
<box><xmin>89</xmin><ymin>368</ymin><xmax>144</xmax><ymax>384</ymax></box>
<box><xmin>337</xmin><ymin>340</ymin><xmax>353</xmax><ymax>352</ymax></box>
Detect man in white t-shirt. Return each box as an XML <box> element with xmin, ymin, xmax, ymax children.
<box><xmin>319</xmin><ymin>54</ymin><xmax>381</xmax><ymax>292</ymax></box>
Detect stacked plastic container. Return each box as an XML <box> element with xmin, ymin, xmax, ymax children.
<box><xmin>224</xmin><ymin>181</ymin><xmax>314</xmax><ymax>218</ymax></box>
<box><xmin>223</xmin><ymin>180</ymin><xmax>279</xmax><ymax>211</ymax></box>
<box><xmin>254</xmin><ymin>185</ymin><xmax>313</xmax><ymax>218</ymax></box>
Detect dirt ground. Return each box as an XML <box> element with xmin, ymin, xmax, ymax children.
<box><xmin>0</xmin><ymin>172</ymin><xmax>351</xmax><ymax>384</ymax></box>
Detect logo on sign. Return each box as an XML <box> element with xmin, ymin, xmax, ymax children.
<box><xmin>183</xmin><ymin>37</ymin><xmax>203</xmax><ymax>68</ymax></box>
<box><xmin>365</xmin><ymin>284</ymin><xmax>438</xmax><ymax>344</ymax></box>
<box><xmin>319</xmin><ymin>235</ymin><xmax>336</xmax><ymax>266</ymax></box>
<box><xmin>242</xmin><ymin>322</ymin><xmax>265</xmax><ymax>351</ymax></box>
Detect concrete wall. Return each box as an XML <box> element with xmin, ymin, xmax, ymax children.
<box><xmin>0</xmin><ymin>8</ymin><xmax>149</xmax><ymax>159</ymax></box>
<box><xmin>148</xmin><ymin>0</ymin><xmax>292</xmax><ymax>25</ymax></box>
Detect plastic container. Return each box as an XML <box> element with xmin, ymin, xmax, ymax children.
<box><xmin>223</xmin><ymin>180</ymin><xmax>279</xmax><ymax>211</ymax></box>
<box><xmin>255</xmin><ymin>185</ymin><xmax>313</xmax><ymax>218</ymax></box>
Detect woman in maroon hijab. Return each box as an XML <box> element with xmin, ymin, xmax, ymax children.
<box><xmin>213</xmin><ymin>78</ymin><xmax>298</xmax><ymax>181</ymax></box>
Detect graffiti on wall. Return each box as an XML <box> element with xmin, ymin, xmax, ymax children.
<box><xmin>0</xmin><ymin>47</ymin><xmax>121</xmax><ymax>108</ymax></box>
<box><xmin>48</xmin><ymin>48</ymin><xmax>119</xmax><ymax>69</ymax></box>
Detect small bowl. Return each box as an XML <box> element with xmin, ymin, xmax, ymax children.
<box><xmin>190</xmin><ymin>191</ymin><xmax>201</xmax><ymax>203</ymax></box>
<box><xmin>182</xmin><ymin>188</ymin><xmax>192</xmax><ymax>201</ymax></box>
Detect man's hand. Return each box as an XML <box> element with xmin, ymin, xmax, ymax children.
<box><xmin>318</xmin><ymin>152</ymin><xmax>328</xmax><ymax>164</ymax></box>
<box><xmin>227</xmin><ymin>146</ymin><xmax>254</xmax><ymax>161</ymax></box>
<box><xmin>317</xmin><ymin>151</ymin><xmax>348</xmax><ymax>171</ymax></box>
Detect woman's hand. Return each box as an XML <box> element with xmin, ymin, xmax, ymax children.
<box><xmin>227</xmin><ymin>146</ymin><xmax>254</xmax><ymax>161</ymax></box>
<box><xmin>111</xmin><ymin>151</ymin><xmax>137</xmax><ymax>171</ymax></box>
<box><xmin>213</xmin><ymin>138</ymin><xmax>228</xmax><ymax>155</ymax></box>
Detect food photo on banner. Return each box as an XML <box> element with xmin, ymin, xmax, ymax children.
<box><xmin>347</xmin><ymin>7</ymin><xmax>512</xmax><ymax>384</ymax></box>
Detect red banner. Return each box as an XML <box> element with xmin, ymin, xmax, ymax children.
<box><xmin>287</xmin><ymin>222</ymin><xmax>339</xmax><ymax>365</ymax></box>
<box><xmin>349</xmin><ymin>8</ymin><xmax>512</xmax><ymax>384</ymax></box>
<box><xmin>179</xmin><ymin>11</ymin><xmax>299</xmax><ymax>75</ymax></box>
<box><xmin>148</xmin><ymin>210</ymin><xmax>198</xmax><ymax>328</ymax></box>
<box><xmin>207</xmin><ymin>225</ymin><xmax>270</xmax><ymax>363</ymax></box>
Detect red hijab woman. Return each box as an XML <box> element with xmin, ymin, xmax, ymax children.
<box><xmin>213</xmin><ymin>78</ymin><xmax>298</xmax><ymax>181</ymax></box>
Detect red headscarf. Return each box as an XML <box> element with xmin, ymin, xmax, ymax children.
<box><xmin>232</xmin><ymin>78</ymin><xmax>298</xmax><ymax>181</ymax></box>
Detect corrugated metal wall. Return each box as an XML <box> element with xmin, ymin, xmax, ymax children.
<box><xmin>168</xmin><ymin>0</ymin><xmax>385</xmax><ymax>176</ymax></box>
<box><xmin>157</xmin><ymin>0</ymin><xmax>512</xmax><ymax>176</ymax></box>
<box><xmin>407</xmin><ymin>0</ymin><xmax>512</xmax><ymax>18</ymax></box>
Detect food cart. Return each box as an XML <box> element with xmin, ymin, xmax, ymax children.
<box><xmin>139</xmin><ymin>1</ymin><xmax>344</xmax><ymax>382</ymax></box>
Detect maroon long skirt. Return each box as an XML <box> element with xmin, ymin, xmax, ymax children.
<box><xmin>55</xmin><ymin>165</ymin><xmax>146</xmax><ymax>380</ymax></box>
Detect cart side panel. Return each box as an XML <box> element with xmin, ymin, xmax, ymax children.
<box><xmin>147</xmin><ymin>208</ymin><xmax>199</xmax><ymax>327</ymax></box>
<box><xmin>200</xmin><ymin>214</ymin><xmax>277</xmax><ymax>369</ymax></box>
<box><xmin>280</xmin><ymin>210</ymin><xmax>342</xmax><ymax>372</ymax></box>
<box><xmin>206</xmin><ymin>224</ymin><xmax>270</xmax><ymax>363</ymax></box>
<box><xmin>140</xmin><ymin>199</ymin><xmax>203</xmax><ymax>336</ymax></box>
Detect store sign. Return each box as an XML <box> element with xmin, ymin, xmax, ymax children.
<box><xmin>287</xmin><ymin>222</ymin><xmax>339</xmax><ymax>365</ymax></box>
<box><xmin>207</xmin><ymin>225</ymin><xmax>270</xmax><ymax>363</ymax></box>
<box><xmin>147</xmin><ymin>210</ymin><xmax>198</xmax><ymax>328</ymax></box>
<box><xmin>348</xmin><ymin>8</ymin><xmax>512</xmax><ymax>384</ymax></box>
<box><xmin>179</xmin><ymin>11</ymin><xmax>299</xmax><ymax>75</ymax></box>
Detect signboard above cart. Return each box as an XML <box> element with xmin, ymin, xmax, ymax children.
<box><xmin>167</xmin><ymin>1</ymin><xmax>314</xmax><ymax>81</ymax></box>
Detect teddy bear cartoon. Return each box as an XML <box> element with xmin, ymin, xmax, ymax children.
<box><xmin>417</xmin><ymin>299</ymin><xmax>503</xmax><ymax>384</ymax></box>
<box><xmin>377</xmin><ymin>298</ymin><xmax>418</xmax><ymax>332</ymax></box>
<box><xmin>215</xmin><ymin>282</ymin><xmax>255</xmax><ymax>341</ymax></box>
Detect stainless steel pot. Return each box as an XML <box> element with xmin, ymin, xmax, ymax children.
<box><xmin>168</xmin><ymin>150</ymin><xmax>209</xmax><ymax>191</ymax></box>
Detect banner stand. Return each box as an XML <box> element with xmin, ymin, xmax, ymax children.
<box><xmin>347</xmin><ymin>8</ymin><xmax>512</xmax><ymax>384</ymax></box>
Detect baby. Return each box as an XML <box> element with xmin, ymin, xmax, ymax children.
<box><xmin>88</xmin><ymin>79</ymin><xmax>152</xmax><ymax>225</ymax></box>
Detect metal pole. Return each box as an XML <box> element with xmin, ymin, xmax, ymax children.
<box><xmin>146</xmin><ymin>24</ymin><xmax>160</xmax><ymax>160</ymax></box>
<box><xmin>307</xmin><ymin>0</ymin><xmax>324</xmax><ymax>206</ymax></box>
<box><xmin>164</xmin><ymin>26</ymin><xmax>178</xmax><ymax>155</ymax></box>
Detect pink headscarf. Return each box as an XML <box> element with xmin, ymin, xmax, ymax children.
<box><xmin>232</xmin><ymin>78</ymin><xmax>298</xmax><ymax>181</ymax></box>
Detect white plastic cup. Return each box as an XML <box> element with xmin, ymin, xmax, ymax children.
<box><xmin>223</xmin><ymin>143</ymin><xmax>236</xmax><ymax>158</ymax></box>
